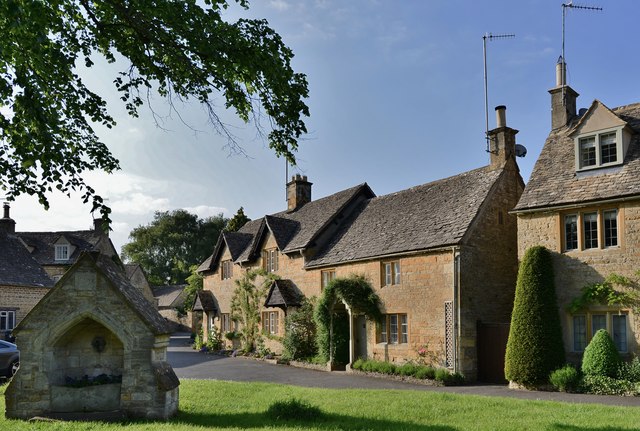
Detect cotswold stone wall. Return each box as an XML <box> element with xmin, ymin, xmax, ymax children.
<box><xmin>517</xmin><ymin>201</ymin><xmax>640</xmax><ymax>362</ymax></box>
<box><xmin>0</xmin><ymin>284</ymin><xmax>50</xmax><ymax>328</ymax></box>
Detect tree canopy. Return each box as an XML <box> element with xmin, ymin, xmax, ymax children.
<box><xmin>0</xmin><ymin>0</ymin><xmax>309</xmax><ymax>221</ymax></box>
<box><xmin>225</xmin><ymin>206</ymin><xmax>251</xmax><ymax>232</ymax></box>
<box><xmin>121</xmin><ymin>209</ymin><xmax>227</xmax><ymax>285</ymax></box>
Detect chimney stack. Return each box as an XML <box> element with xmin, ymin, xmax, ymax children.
<box><xmin>549</xmin><ymin>56</ymin><xmax>579</xmax><ymax>130</ymax></box>
<box><xmin>0</xmin><ymin>202</ymin><xmax>16</xmax><ymax>234</ymax></box>
<box><xmin>488</xmin><ymin>105</ymin><xmax>517</xmax><ymax>170</ymax></box>
<box><xmin>93</xmin><ymin>217</ymin><xmax>109</xmax><ymax>236</ymax></box>
<box><xmin>286</xmin><ymin>174</ymin><xmax>312</xmax><ymax>211</ymax></box>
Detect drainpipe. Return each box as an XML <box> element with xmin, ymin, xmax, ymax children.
<box><xmin>452</xmin><ymin>246</ymin><xmax>461</xmax><ymax>374</ymax></box>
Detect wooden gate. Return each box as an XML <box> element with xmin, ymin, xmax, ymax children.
<box><xmin>477</xmin><ymin>322</ymin><xmax>510</xmax><ymax>383</ymax></box>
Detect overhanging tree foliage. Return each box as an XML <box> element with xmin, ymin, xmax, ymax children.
<box><xmin>0</xmin><ymin>0</ymin><xmax>309</xmax><ymax>221</ymax></box>
<box><xmin>122</xmin><ymin>209</ymin><xmax>227</xmax><ymax>285</ymax></box>
<box><xmin>504</xmin><ymin>246</ymin><xmax>565</xmax><ymax>387</ymax></box>
<box><xmin>314</xmin><ymin>275</ymin><xmax>382</xmax><ymax>364</ymax></box>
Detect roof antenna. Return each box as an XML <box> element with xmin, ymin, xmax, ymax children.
<box><xmin>561</xmin><ymin>2</ymin><xmax>602</xmax><ymax>104</ymax></box>
<box><xmin>483</xmin><ymin>32</ymin><xmax>515</xmax><ymax>154</ymax></box>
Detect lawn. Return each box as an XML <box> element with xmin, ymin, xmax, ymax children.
<box><xmin>1</xmin><ymin>379</ymin><xmax>639</xmax><ymax>430</ymax></box>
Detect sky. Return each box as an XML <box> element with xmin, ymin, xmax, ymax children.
<box><xmin>7</xmin><ymin>0</ymin><xmax>640</xmax><ymax>254</ymax></box>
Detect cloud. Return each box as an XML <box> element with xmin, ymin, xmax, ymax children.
<box><xmin>269</xmin><ymin>0</ymin><xmax>290</xmax><ymax>11</ymax></box>
<box><xmin>183</xmin><ymin>205</ymin><xmax>229</xmax><ymax>218</ymax></box>
<box><xmin>110</xmin><ymin>193</ymin><xmax>171</xmax><ymax>216</ymax></box>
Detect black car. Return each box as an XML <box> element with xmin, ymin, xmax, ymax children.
<box><xmin>0</xmin><ymin>339</ymin><xmax>19</xmax><ymax>378</ymax></box>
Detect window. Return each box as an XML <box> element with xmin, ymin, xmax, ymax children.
<box><xmin>321</xmin><ymin>270</ymin><xmax>335</xmax><ymax>289</ymax></box>
<box><xmin>604</xmin><ymin>210</ymin><xmax>618</xmax><ymax>247</ymax></box>
<box><xmin>221</xmin><ymin>260</ymin><xmax>233</xmax><ymax>280</ymax></box>
<box><xmin>571</xmin><ymin>311</ymin><xmax>628</xmax><ymax>352</ymax></box>
<box><xmin>564</xmin><ymin>215</ymin><xmax>578</xmax><ymax>250</ymax></box>
<box><xmin>382</xmin><ymin>261</ymin><xmax>400</xmax><ymax>286</ymax></box>
<box><xmin>55</xmin><ymin>244</ymin><xmax>69</xmax><ymax>261</ymax></box>
<box><xmin>576</xmin><ymin>129</ymin><xmax>622</xmax><ymax>170</ymax></box>
<box><xmin>562</xmin><ymin>209</ymin><xmax>619</xmax><ymax>251</ymax></box>
<box><xmin>221</xmin><ymin>313</ymin><xmax>231</xmax><ymax>333</ymax></box>
<box><xmin>263</xmin><ymin>249</ymin><xmax>279</xmax><ymax>273</ymax></box>
<box><xmin>378</xmin><ymin>314</ymin><xmax>408</xmax><ymax>344</ymax></box>
<box><xmin>262</xmin><ymin>311</ymin><xmax>279</xmax><ymax>335</ymax></box>
<box><xmin>0</xmin><ymin>310</ymin><xmax>16</xmax><ymax>331</ymax></box>
<box><xmin>583</xmin><ymin>212</ymin><xmax>598</xmax><ymax>249</ymax></box>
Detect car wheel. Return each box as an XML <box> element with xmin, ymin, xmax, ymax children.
<box><xmin>9</xmin><ymin>360</ymin><xmax>19</xmax><ymax>377</ymax></box>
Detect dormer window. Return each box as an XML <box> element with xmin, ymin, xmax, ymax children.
<box><xmin>575</xmin><ymin>128</ymin><xmax>624</xmax><ymax>171</ymax></box>
<box><xmin>55</xmin><ymin>244</ymin><xmax>69</xmax><ymax>261</ymax></box>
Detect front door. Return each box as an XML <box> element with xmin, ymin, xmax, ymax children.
<box><xmin>355</xmin><ymin>315</ymin><xmax>368</xmax><ymax>360</ymax></box>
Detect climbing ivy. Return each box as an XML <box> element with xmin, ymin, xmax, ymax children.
<box><xmin>314</xmin><ymin>275</ymin><xmax>382</xmax><ymax>364</ymax></box>
<box><xmin>568</xmin><ymin>272</ymin><xmax>640</xmax><ymax>313</ymax></box>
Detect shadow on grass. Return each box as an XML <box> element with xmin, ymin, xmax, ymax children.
<box><xmin>551</xmin><ymin>425</ymin><xmax>638</xmax><ymax>431</ymax></box>
<box><xmin>172</xmin><ymin>410</ymin><xmax>456</xmax><ymax>430</ymax></box>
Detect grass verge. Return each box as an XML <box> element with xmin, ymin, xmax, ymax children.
<box><xmin>2</xmin><ymin>379</ymin><xmax>640</xmax><ymax>430</ymax></box>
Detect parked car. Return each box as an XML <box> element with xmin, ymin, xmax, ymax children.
<box><xmin>0</xmin><ymin>339</ymin><xmax>19</xmax><ymax>378</ymax></box>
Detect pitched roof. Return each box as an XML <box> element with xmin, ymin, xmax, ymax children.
<box><xmin>306</xmin><ymin>166</ymin><xmax>504</xmax><ymax>267</ymax></box>
<box><xmin>0</xmin><ymin>232</ymin><xmax>54</xmax><ymax>288</ymax></box>
<box><xmin>17</xmin><ymin>230</ymin><xmax>108</xmax><ymax>265</ymax></box>
<box><xmin>198</xmin><ymin>183</ymin><xmax>374</xmax><ymax>272</ymax></box>
<box><xmin>192</xmin><ymin>290</ymin><xmax>217</xmax><ymax>313</ymax></box>
<box><xmin>153</xmin><ymin>284</ymin><xmax>187</xmax><ymax>308</ymax></box>
<box><xmin>264</xmin><ymin>279</ymin><xmax>303</xmax><ymax>308</ymax></box>
<box><xmin>515</xmin><ymin>102</ymin><xmax>640</xmax><ymax>211</ymax></box>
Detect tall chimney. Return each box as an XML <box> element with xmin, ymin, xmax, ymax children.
<box><xmin>286</xmin><ymin>174</ymin><xmax>312</xmax><ymax>211</ymax></box>
<box><xmin>0</xmin><ymin>202</ymin><xmax>16</xmax><ymax>234</ymax></box>
<box><xmin>93</xmin><ymin>217</ymin><xmax>109</xmax><ymax>236</ymax></box>
<box><xmin>488</xmin><ymin>105</ymin><xmax>517</xmax><ymax>170</ymax></box>
<box><xmin>549</xmin><ymin>56</ymin><xmax>578</xmax><ymax>130</ymax></box>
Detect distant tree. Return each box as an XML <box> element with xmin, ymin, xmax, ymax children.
<box><xmin>0</xmin><ymin>1</ymin><xmax>309</xmax><ymax>222</ymax></box>
<box><xmin>122</xmin><ymin>210</ymin><xmax>227</xmax><ymax>285</ymax></box>
<box><xmin>225</xmin><ymin>207</ymin><xmax>251</xmax><ymax>232</ymax></box>
<box><xmin>504</xmin><ymin>246</ymin><xmax>565</xmax><ymax>387</ymax></box>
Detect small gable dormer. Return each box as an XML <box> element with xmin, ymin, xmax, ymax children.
<box><xmin>570</xmin><ymin>100</ymin><xmax>632</xmax><ymax>172</ymax></box>
<box><xmin>53</xmin><ymin>236</ymin><xmax>75</xmax><ymax>262</ymax></box>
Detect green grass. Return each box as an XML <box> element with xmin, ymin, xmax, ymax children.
<box><xmin>2</xmin><ymin>379</ymin><xmax>640</xmax><ymax>430</ymax></box>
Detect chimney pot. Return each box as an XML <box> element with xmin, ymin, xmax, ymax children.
<box><xmin>556</xmin><ymin>56</ymin><xmax>566</xmax><ymax>88</ymax></box>
<box><xmin>495</xmin><ymin>105</ymin><xmax>507</xmax><ymax>128</ymax></box>
<box><xmin>0</xmin><ymin>202</ymin><xmax>16</xmax><ymax>234</ymax></box>
<box><xmin>3</xmin><ymin>202</ymin><xmax>9</xmax><ymax>219</ymax></box>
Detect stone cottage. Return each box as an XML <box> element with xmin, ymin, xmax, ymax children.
<box><xmin>5</xmin><ymin>251</ymin><xmax>179</xmax><ymax>420</ymax></box>
<box><xmin>196</xmin><ymin>107</ymin><xmax>524</xmax><ymax>381</ymax></box>
<box><xmin>514</xmin><ymin>58</ymin><xmax>640</xmax><ymax>363</ymax></box>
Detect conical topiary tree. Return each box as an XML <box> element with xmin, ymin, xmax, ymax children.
<box><xmin>581</xmin><ymin>329</ymin><xmax>621</xmax><ymax>378</ymax></box>
<box><xmin>504</xmin><ymin>246</ymin><xmax>565</xmax><ymax>387</ymax></box>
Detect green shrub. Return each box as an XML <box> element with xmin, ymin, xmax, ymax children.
<box><xmin>206</xmin><ymin>327</ymin><xmax>222</xmax><ymax>351</ymax></box>
<box><xmin>352</xmin><ymin>358</ymin><xmax>365</xmax><ymax>371</ymax></box>
<box><xmin>505</xmin><ymin>246</ymin><xmax>565</xmax><ymax>386</ymax></box>
<box><xmin>580</xmin><ymin>375</ymin><xmax>638</xmax><ymax>396</ymax></box>
<box><xmin>618</xmin><ymin>357</ymin><xmax>640</xmax><ymax>382</ymax></box>
<box><xmin>434</xmin><ymin>368</ymin><xmax>465</xmax><ymax>386</ymax></box>
<box><xmin>374</xmin><ymin>361</ymin><xmax>397</xmax><ymax>375</ymax></box>
<box><xmin>414</xmin><ymin>366</ymin><xmax>436</xmax><ymax>380</ymax></box>
<box><xmin>193</xmin><ymin>330</ymin><xmax>204</xmax><ymax>350</ymax></box>
<box><xmin>282</xmin><ymin>298</ymin><xmax>317</xmax><ymax>361</ymax></box>
<box><xmin>582</xmin><ymin>329</ymin><xmax>621</xmax><ymax>378</ymax></box>
<box><xmin>549</xmin><ymin>365</ymin><xmax>580</xmax><ymax>392</ymax></box>
<box><xmin>266</xmin><ymin>398</ymin><xmax>324</xmax><ymax>421</ymax></box>
<box><xmin>398</xmin><ymin>363</ymin><xmax>418</xmax><ymax>377</ymax></box>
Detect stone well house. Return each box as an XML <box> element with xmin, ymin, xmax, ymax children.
<box><xmin>514</xmin><ymin>59</ymin><xmax>640</xmax><ymax>363</ymax></box>
<box><xmin>5</xmin><ymin>251</ymin><xmax>179</xmax><ymax>420</ymax></box>
<box><xmin>196</xmin><ymin>109</ymin><xmax>524</xmax><ymax>381</ymax></box>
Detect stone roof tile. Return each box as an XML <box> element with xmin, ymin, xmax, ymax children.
<box><xmin>0</xmin><ymin>232</ymin><xmax>54</xmax><ymax>288</ymax></box>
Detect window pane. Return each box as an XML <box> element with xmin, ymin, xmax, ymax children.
<box><xmin>573</xmin><ymin>315</ymin><xmax>586</xmax><ymax>351</ymax></box>
<box><xmin>385</xmin><ymin>263</ymin><xmax>392</xmax><ymax>285</ymax></box>
<box><xmin>380</xmin><ymin>316</ymin><xmax>388</xmax><ymax>343</ymax></box>
<box><xmin>564</xmin><ymin>215</ymin><xmax>578</xmax><ymax>250</ymax></box>
<box><xmin>591</xmin><ymin>314</ymin><xmax>606</xmax><ymax>336</ymax></box>
<box><xmin>394</xmin><ymin>262</ymin><xmax>401</xmax><ymax>285</ymax></box>
<box><xmin>580</xmin><ymin>137</ymin><xmax>596</xmax><ymax>167</ymax></box>
<box><xmin>400</xmin><ymin>315</ymin><xmax>408</xmax><ymax>343</ymax></box>
<box><xmin>389</xmin><ymin>315</ymin><xmax>398</xmax><ymax>343</ymax></box>
<box><xmin>612</xmin><ymin>315</ymin><xmax>627</xmax><ymax>352</ymax></box>
<box><xmin>583</xmin><ymin>213</ymin><xmax>598</xmax><ymax>249</ymax></box>
<box><xmin>600</xmin><ymin>133</ymin><xmax>617</xmax><ymax>164</ymax></box>
<box><xmin>604</xmin><ymin>210</ymin><xmax>618</xmax><ymax>247</ymax></box>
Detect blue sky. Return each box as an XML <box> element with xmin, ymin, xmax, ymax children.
<box><xmin>9</xmin><ymin>0</ymin><xmax>640</xmax><ymax>253</ymax></box>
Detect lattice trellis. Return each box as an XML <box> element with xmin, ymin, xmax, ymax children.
<box><xmin>444</xmin><ymin>301</ymin><xmax>454</xmax><ymax>369</ymax></box>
